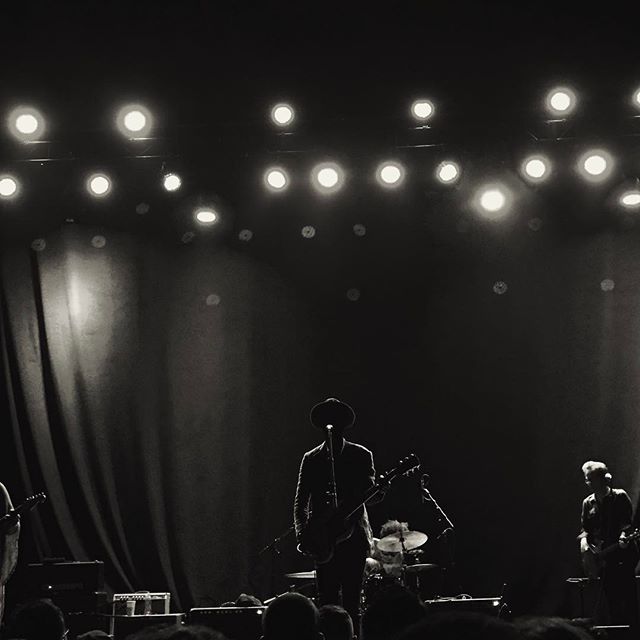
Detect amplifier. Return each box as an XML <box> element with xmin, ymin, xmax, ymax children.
<box><xmin>423</xmin><ymin>596</ymin><xmax>503</xmax><ymax>616</ymax></box>
<box><xmin>27</xmin><ymin>561</ymin><xmax>105</xmax><ymax>593</ymax></box>
<box><xmin>111</xmin><ymin>614</ymin><xmax>184</xmax><ymax>640</ymax></box>
<box><xmin>112</xmin><ymin>592</ymin><xmax>171</xmax><ymax>616</ymax></box>
<box><xmin>45</xmin><ymin>591</ymin><xmax>108</xmax><ymax>614</ymax></box>
<box><xmin>188</xmin><ymin>606</ymin><xmax>265</xmax><ymax>640</ymax></box>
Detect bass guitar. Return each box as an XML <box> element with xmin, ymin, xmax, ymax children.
<box><xmin>581</xmin><ymin>528</ymin><xmax>640</xmax><ymax>579</ymax></box>
<box><xmin>298</xmin><ymin>454</ymin><xmax>420</xmax><ymax>564</ymax></box>
<box><xmin>0</xmin><ymin>492</ymin><xmax>47</xmax><ymax>536</ymax></box>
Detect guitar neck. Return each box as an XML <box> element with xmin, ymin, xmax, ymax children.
<box><xmin>343</xmin><ymin>484</ymin><xmax>386</xmax><ymax>521</ymax></box>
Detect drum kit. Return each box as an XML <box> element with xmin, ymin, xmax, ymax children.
<box><xmin>285</xmin><ymin>528</ymin><xmax>442</xmax><ymax>610</ymax></box>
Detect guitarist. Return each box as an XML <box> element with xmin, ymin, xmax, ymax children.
<box><xmin>0</xmin><ymin>482</ymin><xmax>20</xmax><ymax>625</ymax></box>
<box><xmin>578</xmin><ymin>460</ymin><xmax>638</xmax><ymax>629</ymax></box>
<box><xmin>294</xmin><ymin>398</ymin><xmax>384</xmax><ymax>630</ymax></box>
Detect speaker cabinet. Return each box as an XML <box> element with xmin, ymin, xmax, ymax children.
<box><xmin>188</xmin><ymin>606</ymin><xmax>265</xmax><ymax>640</ymax></box>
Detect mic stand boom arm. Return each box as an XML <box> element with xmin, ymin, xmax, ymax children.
<box><xmin>421</xmin><ymin>486</ymin><xmax>454</xmax><ymax>533</ymax></box>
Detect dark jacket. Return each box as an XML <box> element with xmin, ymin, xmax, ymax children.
<box><xmin>580</xmin><ymin>488</ymin><xmax>637</xmax><ymax>567</ymax></box>
<box><xmin>294</xmin><ymin>440</ymin><xmax>376</xmax><ymax>554</ymax></box>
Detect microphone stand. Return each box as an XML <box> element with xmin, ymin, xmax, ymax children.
<box><xmin>325</xmin><ymin>425</ymin><xmax>339</xmax><ymax>508</ymax></box>
<box><xmin>256</xmin><ymin>526</ymin><xmax>295</xmax><ymax>599</ymax></box>
<box><xmin>421</xmin><ymin>478</ymin><xmax>461</xmax><ymax>594</ymax></box>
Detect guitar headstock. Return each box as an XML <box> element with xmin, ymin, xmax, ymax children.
<box><xmin>379</xmin><ymin>454</ymin><xmax>421</xmax><ymax>485</ymax></box>
<box><xmin>16</xmin><ymin>492</ymin><xmax>47</xmax><ymax>515</ymax></box>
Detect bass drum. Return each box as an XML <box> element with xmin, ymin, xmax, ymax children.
<box><xmin>361</xmin><ymin>573</ymin><xmax>402</xmax><ymax>611</ymax></box>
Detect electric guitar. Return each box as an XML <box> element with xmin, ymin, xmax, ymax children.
<box><xmin>298</xmin><ymin>454</ymin><xmax>420</xmax><ymax>564</ymax></box>
<box><xmin>0</xmin><ymin>492</ymin><xmax>47</xmax><ymax>536</ymax></box>
<box><xmin>581</xmin><ymin>528</ymin><xmax>640</xmax><ymax>579</ymax></box>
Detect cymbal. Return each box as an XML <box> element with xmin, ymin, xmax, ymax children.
<box><xmin>284</xmin><ymin>571</ymin><xmax>316</xmax><ymax>580</ymax></box>
<box><xmin>377</xmin><ymin>530</ymin><xmax>428</xmax><ymax>553</ymax></box>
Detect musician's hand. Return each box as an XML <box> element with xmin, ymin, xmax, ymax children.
<box><xmin>619</xmin><ymin>532</ymin><xmax>630</xmax><ymax>548</ymax></box>
<box><xmin>1</xmin><ymin>510</ymin><xmax>20</xmax><ymax>534</ymax></box>
<box><xmin>580</xmin><ymin>538</ymin><xmax>589</xmax><ymax>553</ymax></box>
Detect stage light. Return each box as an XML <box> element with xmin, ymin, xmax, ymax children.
<box><xmin>86</xmin><ymin>173</ymin><xmax>112</xmax><ymax>197</ymax></box>
<box><xmin>633</xmin><ymin>88</ymin><xmax>640</xmax><ymax>110</ymax></box>
<box><xmin>521</xmin><ymin>155</ymin><xmax>551</xmax><ymax>183</ymax></box>
<box><xmin>481</xmin><ymin>189</ymin><xmax>505</xmax><ymax>212</ymax></box>
<box><xmin>545</xmin><ymin>87</ymin><xmax>576</xmax><ymax>117</ymax></box>
<box><xmin>195</xmin><ymin>207</ymin><xmax>218</xmax><ymax>224</ymax></box>
<box><xmin>271</xmin><ymin>103</ymin><xmax>295</xmax><ymax>127</ymax></box>
<box><xmin>163</xmin><ymin>173</ymin><xmax>182</xmax><ymax>192</ymax></box>
<box><xmin>8</xmin><ymin>106</ymin><xmax>45</xmax><ymax>141</ymax></box>
<box><xmin>577</xmin><ymin>149</ymin><xmax>614</xmax><ymax>182</ymax></box>
<box><xmin>311</xmin><ymin>162</ymin><xmax>344</xmax><ymax>194</ymax></box>
<box><xmin>0</xmin><ymin>175</ymin><xmax>19</xmax><ymax>199</ymax></box>
<box><xmin>435</xmin><ymin>161</ymin><xmax>460</xmax><ymax>184</ymax></box>
<box><xmin>411</xmin><ymin>99</ymin><xmax>434</xmax><ymax>121</ymax></box>
<box><xmin>376</xmin><ymin>161</ymin><xmax>405</xmax><ymax>188</ymax></box>
<box><xmin>264</xmin><ymin>167</ymin><xmax>289</xmax><ymax>191</ymax></box>
<box><xmin>116</xmin><ymin>104</ymin><xmax>153</xmax><ymax>138</ymax></box>
<box><xmin>475</xmin><ymin>184</ymin><xmax>512</xmax><ymax>221</ymax></box>
<box><xmin>620</xmin><ymin>191</ymin><xmax>640</xmax><ymax>208</ymax></box>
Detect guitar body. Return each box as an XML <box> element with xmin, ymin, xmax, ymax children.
<box><xmin>581</xmin><ymin>529</ymin><xmax>640</xmax><ymax>579</ymax></box>
<box><xmin>298</xmin><ymin>507</ymin><xmax>357</xmax><ymax>565</ymax></box>
<box><xmin>298</xmin><ymin>454</ymin><xmax>420</xmax><ymax>565</ymax></box>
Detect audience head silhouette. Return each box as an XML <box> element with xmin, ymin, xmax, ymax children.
<box><xmin>4</xmin><ymin>599</ymin><xmax>66</xmax><ymax>640</ymax></box>
<box><xmin>318</xmin><ymin>605</ymin><xmax>353</xmax><ymax>640</ymax></box>
<box><xmin>262</xmin><ymin>592</ymin><xmax>319</xmax><ymax>640</ymax></box>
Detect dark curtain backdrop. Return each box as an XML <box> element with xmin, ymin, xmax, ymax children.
<box><xmin>2</xmin><ymin>222</ymin><xmax>640</xmax><ymax>615</ymax></box>
<box><xmin>0</xmin><ymin>225</ymin><xmax>319</xmax><ymax>610</ymax></box>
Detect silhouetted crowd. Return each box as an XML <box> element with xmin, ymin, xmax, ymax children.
<box><xmin>0</xmin><ymin>585</ymin><xmax>625</xmax><ymax>640</ymax></box>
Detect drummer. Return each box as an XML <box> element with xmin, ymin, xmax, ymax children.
<box><xmin>369</xmin><ymin>520</ymin><xmax>411</xmax><ymax>579</ymax></box>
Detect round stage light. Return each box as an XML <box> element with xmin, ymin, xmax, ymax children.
<box><xmin>411</xmin><ymin>99</ymin><xmax>434</xmax><ymax>121</ymax></box>
<box><xmin>116</xmin><ymin>104</ymin><xmax>153</xmax><ymax>138</ymax></box>
<box><xmin>8</xmin><ymin>106</ymin><xmax>45</xmax><ymax>141</ymax></box>
<box><xmin>195</xmin><ymin>207</ymin><xmax>218</xmax><ymax>224</ymax></box>
<box><xmin>475</xmin><ymin>184</ymin><xmax>512</xmax><ymax>221</ymax></box>
<box><xmin>620</xmin><ymin>191</ymin><xmax>640</xmax><ymax>208</ymax></box>
<box><xmin>264</xmin><ymin>167</ymin><xmax>289</xmax><ymax>191</ymax></box>
<box><xmin>521</xmin><ymin>155</ymin><xmax>551</xmax><ymax>182</ymax></box>
<box><xmin>584</xmin><ymin>155</ymin><xmax>606</xmax><ymax>175</ymax></box>
<box><xmin>86</xmin><ymin>173</ymin><xmax>112</xmax><ymax>197</ymax></box>
<box><xmin>0</xmin><ymin>175</ymin><xmax>19</xmax><ymax>199</ymax></box>
<box><xmin>271</xmin><ymin>103</ymin><xmax>295</xmax><ymax>127</ymax></box>
<box><xmin>163</xmin><ymin>173</ymin><xmax>182</xmax><ymax>192</ymax></box>
<box><xmin>124</xmin><ymin>110</ymin><xmax>146</xmax><ymax>132</ymax></box>
<box><xmin>16</xmin><ymin>114</ymin><xmax>38</xmax><ymax>134</ymax></box>
<box><xmin>545</xmin><ymin>87</ymin><xmax>577</xmax><ymax>116</ymax></box>
<box><xmin>376</xmin><ymin>161</ymin><xmax>405</xmax><ymax>188</ymax></box>
<box><xmin>311</xmin><ymin>162</ymin><xmax>344</xmax><ymax>194</ymax></box>
<box><xmin>480</xmin><ymin>189</ymin><xmax>505</xmax><ymax>212</ymax></box>
<box><xmin>578</xmin><ymin>149</ymin><xmax>614</xmax><ymax>182</ymax></box>
<box><xmin>436</xmin><ymin>161</ymin><xmax>460</xmax><ymax>184</ymax></box>
<box><xmin>633</xmin><ymin>88</ymin><xmax>640</xmax><ymax>109</ymax></box>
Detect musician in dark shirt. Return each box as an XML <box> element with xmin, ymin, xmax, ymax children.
<box><xmin>294</xmin><ymin>398</ymin><xmax>382</xmax><ymax>630</ymax></box>
<box><xmin>578</xmin><ymin>460</ymin><xmax>638</xmax><ymax>628</ymax></box>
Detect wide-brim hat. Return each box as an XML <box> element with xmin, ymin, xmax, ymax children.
<box><xmin>309</xmin><ymin>397</ymin><xmax>356</xmax><ymax>430</ymax></box>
